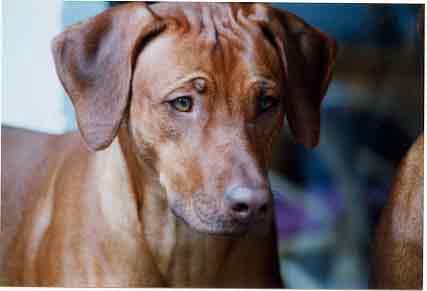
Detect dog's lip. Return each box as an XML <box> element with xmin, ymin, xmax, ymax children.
<box><xmin>170</xmin><ymin>206</ymin><xmax>264</xmax><ymax>237</ymax></box>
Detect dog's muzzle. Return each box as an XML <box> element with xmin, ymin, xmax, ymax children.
<box><xmin>170</xmin><ymin>186</ymin><xmax>272</xmax><ymax>235</ymax></box>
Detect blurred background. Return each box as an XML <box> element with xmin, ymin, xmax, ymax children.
<box><xmin>2</xmin><ymin>1</ymin><xmax>424</xmax><ymax>289</ymax></box>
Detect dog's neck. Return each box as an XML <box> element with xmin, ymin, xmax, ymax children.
<box><xmin>140</xmin><ymin>182</ymin><xmax>242</xmax><ymax>287</ymax></box>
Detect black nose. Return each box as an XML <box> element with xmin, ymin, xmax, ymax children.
<box><xmin>225</xmin><ymin>186</ymin><xmax>270</xmax><ymax>221</ymax></box>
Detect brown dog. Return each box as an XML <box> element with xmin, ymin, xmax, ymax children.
<box><xmin>0</xmin><ymin>3</ymin><xmax>336</xmax><ymax>287</ymax></box>
<box><xmin>371</xmin><ymin>134</ymin><xmax>423</xmax><ymax>289</ymax></box>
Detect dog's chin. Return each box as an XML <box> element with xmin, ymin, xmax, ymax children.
<box><xmin>174</xmin><ymin>213</ymin><xmax>250</xmax><ymax>236</ymax></box>
<box><xmin>170</xmin><ymin>207</ymin><xmax>267</xmax><ymax>237</ymax></box>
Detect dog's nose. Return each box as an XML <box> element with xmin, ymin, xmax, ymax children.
<box><xmin>225</xmin><ymin>186</ymin><xmax>270</xmax><ymax>221</ymax></box>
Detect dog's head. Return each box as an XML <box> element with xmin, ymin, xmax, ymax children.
<box><xmin>52</xmin><ymin>3</ymin><xmax>336</xmax><ymax>235</ymax></box>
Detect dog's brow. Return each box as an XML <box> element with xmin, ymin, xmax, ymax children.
<box><xmin>162</xmin><ymin>71</ymin><xmax>212</xmax><ymax>97</ymax></box>
<box><xmin>247</xmin><ymin>77</ymin><xmax>278</xmax><ymax>91</ymax></box>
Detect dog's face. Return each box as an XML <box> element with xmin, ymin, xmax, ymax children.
<box><xmin>130</xmin><ymin>20</ymin><xmax>284</xmax><ymax>234</ymax></box>
<box><xmin>52</xmin><ymin>3</ymin><xmax>336</xmax><ymax>235</ymax></box>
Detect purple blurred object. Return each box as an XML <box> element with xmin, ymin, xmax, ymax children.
<box><xmin>273</xmin><ymin>188</ymin><xmax>344</xmax><ymax>240</ymax></box>
<box><xmin>310</xmin><ymin>187</ymin><xmax>342</xmax><ymax>217</ymax></box>
<box><xmin>273</xmin><ymin>193</ymin><xmax>310</xmax><ymax>240</ymax></box>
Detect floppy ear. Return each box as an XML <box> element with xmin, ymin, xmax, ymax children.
<box><xmin>52</xmin><ymin>3</ymin><xmax>166</xmax><ymax>151</ymax></box>
<box><xmin>254</xmin><ymin>5</ymin><xmax>337</xmax><ymax>148</ymax></box>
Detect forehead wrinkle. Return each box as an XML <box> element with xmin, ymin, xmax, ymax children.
<box><xmin>189</xmin><ymin>4</ymin><xmax>254</xmax><ymax>53</ymax></box>
<box><xmin>247</xmin><ymin>77</ymin><xmax>278</xmax><ymax>91</ymax></box>
<box><xmin>160</xmin><ymin>71</ymin><xmax>212</xmax><ymax>97</ymax></box>
<box><xmin>200</xmin><ymin>5</ymin><xmax>218</xmax><ymax>51</ymax></box>
<box><xmin>180</xmin><ymin>3</ymin><xmax>203</xmax><ymax>33</ymax></box>
<box><xmin>220</xmin><ymin>5</ymin><xmax>259</xmax><ymax>51</ymax></box>
<box><xmin>178</xmin><ymin>4</ymin><xmax>219</xmax><ymax>52</ymax></box>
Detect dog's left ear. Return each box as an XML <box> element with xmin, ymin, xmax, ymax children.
<box><xmin>52</xmin><ymin>3</ymin><xmax>166</xmax><ymax>151</ymax></box>
<box><xmin>252</xmin><ymin>5</ymin><xmax>337</xmax><ymax>148</ymax></box>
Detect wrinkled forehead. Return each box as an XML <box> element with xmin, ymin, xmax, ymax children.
<box><xmin>134</xmin><ymin>3</ymin><xmax>283</xmax><ymax>96</ymax></box>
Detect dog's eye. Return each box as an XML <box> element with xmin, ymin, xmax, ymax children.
<box><xmin>169</xmin><ymin>96</ymin><xmax>193</xmax><ymax>112</ymax></box>
<box><xmin>257</xmin><ymin>96</ymin><xmax>279</xmax><ymax>114</ymax></box>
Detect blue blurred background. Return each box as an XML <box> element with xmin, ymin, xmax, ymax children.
<box><xmin>2</xmin><ymin>2</ymin><xmax>423</xmax><ymax>289</ymax></box>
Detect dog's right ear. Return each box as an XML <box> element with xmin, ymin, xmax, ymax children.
<box><xmin>272</xmin><ymin>9</ymin><xmax>337</xmax><ymax>149</ymax></box>
<box><xmin>52</xmin><ymin>3</ymin><xmax>166</xmax><ymax>151</ymax></box>
<box><xmin>250</xmin><ymin>4</ymin><xmax>337</xmax><ymax>149</ymax></box>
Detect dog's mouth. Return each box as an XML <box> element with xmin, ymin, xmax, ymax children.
<box><xmin>169</xmin><ymin>192</ymin><xmax>271</xmax><ymax>236</ymax></box>
<box><xmin>171</xmin><ymin>207</ymin><xmax>251</xmax><ymax>236</ymax></box>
